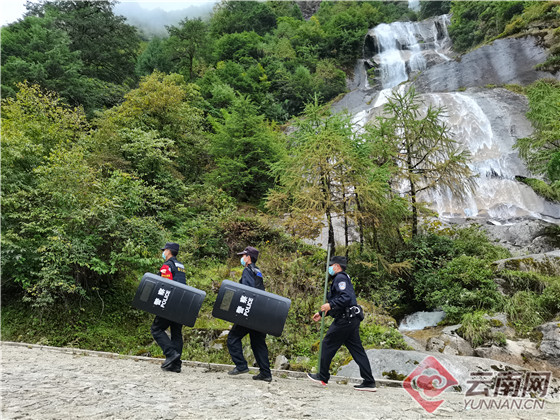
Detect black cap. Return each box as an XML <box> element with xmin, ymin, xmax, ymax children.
<box><xmin>161</xmin><ymin>242</ymin><xmax>179</xmax><ymax>253</ymax></box>
<box><xmin>329</xmin><ymin>256</ymin><xmax>347</xmax><ymax>268</ymax></box>
<box><xmin>237</xmin><ymin>246</ymin><xmax>259</xmax><ymax>263</ymax></box>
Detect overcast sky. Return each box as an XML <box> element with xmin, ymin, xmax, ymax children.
<box><xmin>0</xmin><ymin>1</ymin><xmax>216</xmax><ymax>26</ymax></box>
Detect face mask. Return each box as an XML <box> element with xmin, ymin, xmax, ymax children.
<box><xmin>328</xmin><ymin>266</ymin><xmax>335</xmax><ymax>276</ymax></box>
<box><xmin>162</xmin><ymin>251</ymin><xmax>166</xmax><ymax>260</ymax></box>
<box><xmin>240</xmin><ymin>256</ymin><xmax>246</xmax><ymax>267</ymax></box>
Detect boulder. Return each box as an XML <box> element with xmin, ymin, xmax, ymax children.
<box><xmin>441</xmin><ymin>324</ymin><xmax>476</xmax><ymax>356</ymax></box>
<box><xmin>274</xmin><ymin>355</ymin><xmax>290</xmax><ymax>371</ymax></box>
<box><xmin>209</xmin><ymin>330</ymin><xmax>229</xmax><ymax>351</ymax></box>
<box><xmin>289</xmin><ymin>356</ymin><xmax>310</xmax><ymax>371</ymax></box>
<box><xmin>483</xmin><ymin>313</ymin><xmax>516</xmax><ymax>339</ymax></box>
<box><xmin>426</xmin><ymin>337</ymin><xmax>447</xmax><ymax>353</ymax></box>
<box><xmin>295</xmin><ymin>356</ymin><xmax>310</xmax><ymax>364</ymax></box>
<box><xmin>493</xmin><ymin>250</ymin><xmax>560</xmax><ymax>276</ymax></box>
<box><xmin>484</xmin><ymin>220</ymin><xmax>559</xmax><ymax>256</ymax></box>
<box><xmin>539</xmin><ymin>322</ymin><xmax>560</xmax><ymax>364</ymax></box>
<box><xmin>338</xmin><ymin>349</ymin><xmax>526</xmax><ymax>393</ymax></box>
<box><xmin>475</xmin><ymin>338</ymin><xmax>560</xmax><ymax>376</ymax></box>
<box><xmin>402</xmin><ymin>324</ymin><xmax>474</xmax><ymax>356</ymax></box>
<box><xmin>474</xmin><ymin>339</ymin><xmax>540</xmax><ymax>366</ymax></box>
<box><xmin>401</xmin><ymin>334</ymin><xmax>426</xmax><ymax>352</ymax></box>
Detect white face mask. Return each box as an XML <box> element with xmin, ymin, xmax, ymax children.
<box><xmin>162</xmin><ymin>251</ymin><xmax>167</xmax><ymax>260</ymax></box>
<box><xmin>240</xmin><ymin>256</ymin><xmax>246</xmax><ymax>267</ymax></box>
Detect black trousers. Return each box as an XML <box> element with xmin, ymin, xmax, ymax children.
<box><xmin>319</xmin><ymin>316</ymin><xmax>374</xmax><ymax>384</ymax></box>
<box><xmin>227</xmin><ymin>324</ymin><xmax>271</xmax><ymax>377</ymax></box>
<box><xmin>151</xmin><ymin>315</ymin><xmax>183</xmax><ymax>367</ymax></box>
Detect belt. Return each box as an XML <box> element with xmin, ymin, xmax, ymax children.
<box><xmin>341</xmin><ymin>306</ymin><xmax>361</xmax><ymax>319</ymax></box>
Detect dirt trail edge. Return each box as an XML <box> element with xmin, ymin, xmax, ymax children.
<box><xmin>1</xmin><ymin>342</ymin><xmax>558</xmax><ymax>419</ymax></box>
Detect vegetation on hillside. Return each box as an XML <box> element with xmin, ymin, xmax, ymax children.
<box><xmin>449</xmin><ymin>1</ymin><xmax>560</xmax><ymax>70</ymax></box>
<box><xmin>2</xmin><ymin>1</ymin><xmax>559</xmax><ymax>371</ymax></box>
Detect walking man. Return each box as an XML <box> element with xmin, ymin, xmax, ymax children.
<box><xmin>151</xmin><ymin>242</ymin><xmax>186</xmax><ymax>373</ymax></box>
<box><xmin>307</xmin><ymin>256</ymin><xmax>377</xmax><ymax>391</ymax></box>
<box><xmin>227</xmin><ymin>246</ymin><xmax>272</xmax><ymax>382</ymax></box>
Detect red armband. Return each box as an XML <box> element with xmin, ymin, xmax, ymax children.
<box><xmin>160</xmin><ymin>265</ymin><xmax>173</xmax><ymax>280</ymax></box>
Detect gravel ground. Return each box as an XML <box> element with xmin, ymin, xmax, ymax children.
<box><xmin>1</xmin><ymin>342</ymin><xmax>559</xmax><ymax>420</ymax></box>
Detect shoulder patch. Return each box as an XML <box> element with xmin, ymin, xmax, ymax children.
<box><xmin>338</xmin><ymin>281</ymin><xmax>346</xmax><ymax>291</ymax></box>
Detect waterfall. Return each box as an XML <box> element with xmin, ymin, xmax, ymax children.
<box><xmin>374</xmin><ymin>22</ymin><xmax>426</xmax><ymax>89</ymax></box>
<box><xmin>357</xmin><ymin>15</ymin><xmax>560</xmax><ymax>223</ymax></box>
<box><xmin>369</xmin><ymin>15</ymin><xmax>452</xmax><ymax>90</ymax></box>
<box><xmin>399</xmin><ymin>311</ymin><xmax>446</xmax><ymax>331</ymax></box>
<box><xmin>322</xmin><ymin>14</ymin><xmax>559</xmax><ymax>250</ymax></box>
<box><xmin>415</xmin><ymin>90</ymin><xmax>560</xmax><ymax>221</ymax></box>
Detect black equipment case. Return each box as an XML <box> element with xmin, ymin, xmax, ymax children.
<box><xmin>212</xmin><ymin>279</ymin><xmax>291</xmax><ymax>336</ymax></box>
<box><xmin>132</xmin><ymin>273</ymin><xmax>206</xmax><ymax>327</ymax></box>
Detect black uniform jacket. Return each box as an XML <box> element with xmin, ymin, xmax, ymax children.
<box><xmin>327</xmin><ymin>271</ymin><xmax>358</xmax><ymax>318</ymax></box>
<box><xmin>240</xmin><ymin>263</ymin><xmax>265</xmax><ymax>290</ymax></box>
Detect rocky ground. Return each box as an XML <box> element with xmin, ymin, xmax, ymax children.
<box><xmin>1</xmin><ymin>342</ymin><xmax>559</xmax><ymax>419</ymax></box>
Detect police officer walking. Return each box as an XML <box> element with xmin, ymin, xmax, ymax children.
<box><xmin>307</xmin><ymin>256</ymin><xmax>377</xmax><ymax>391</ymax></box>
<box><xmin>151</xmin><ymin>242</ymin><xmax>186</xmax><ymax>373</ymax></box>
<box><xmin>227</xmin><ymin>246</ymin><xmax>272</xmax><ymax>383</ymax></box>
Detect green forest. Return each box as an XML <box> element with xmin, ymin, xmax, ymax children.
<box><xmin>2</xmin><ymin>1</ymin><xmax>560</xmax><ymax>372</ymax></box>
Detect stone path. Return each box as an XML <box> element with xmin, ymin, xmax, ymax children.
<box><xmin>1</xmin><ymin>342</ymin><xmax>559</xmax><ymax>419</ymax></box>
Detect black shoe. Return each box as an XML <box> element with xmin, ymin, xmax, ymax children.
<box><xmin>228</xmin><ymin>367</ymin><xmax>249</xmax><ymax>375</ymax></box>
<box><xmin>306</xmin><ymin>372</ymin><xmax>327</xmax><ymax>386</ymax></box>
<box><xmin>354</xmin><ymin>381</ymin><xmax>377</xmax><ymax>392</ymax></box>
<box><xmin>161</xmin><ymin>351</ymin><xmax>181</xmax><ymax>369</ymax></box>
<box><xmin>162</xmin><ymin>365</ymin><xmax>181</xmax><ymax>373</ymax></box>
<box><xmin>253</xmin><ymin>372</ymin><xmax>272</xmax><ymax>383</ymax></box>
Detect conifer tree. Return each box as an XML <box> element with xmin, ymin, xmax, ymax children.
<box><xmin>267</xmin><ymin>99</ymin><xmax>391</xmax><ymax>251</ymax></box>
<box><xmin>372</xmin><ymin>87</ymin><xmax>474</xmax><ymax>236</ymax></box>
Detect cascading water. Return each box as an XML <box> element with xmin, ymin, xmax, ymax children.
<box><xmin>399</xmin><ymin>311</ymin><xmax>446</xmax><ymax>331</ymax></box>
<box><xmin>417</xmin><ymin>90</ymin><xmax>560</xmax><ymax>221</ymax></box>
<box><xmin>357</xmin><ymin>15</ymin><xmax>560</xmax><ymax>223</ymax></box>
<box><xmin>373</xmin><ymin>22</ymin><xmax>427</xmax><ymax>89</ymax></box>
<box><xmin>321</xmin><ymin>14</ymin><xmax>559</xmax><ymax>251</ymax></box>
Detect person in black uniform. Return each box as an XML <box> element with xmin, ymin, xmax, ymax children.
<box><xmin>307</xmin><ymin>256</ymin><xmax>377</xmax><ymax>392</ymax></box>
<box><xmin>226</xmin><ymin>246</ymin><xmax>272</xmax><ymax>383</ymax></box>
<box><xmin>151</xmin><ymin>242</ymin><xmax>186</xmax><ymax>373</ymax></box>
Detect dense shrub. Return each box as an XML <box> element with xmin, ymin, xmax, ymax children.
<box><xmin>421</xmin><ymin>256</ymin><xmax>500</xmax><ymax>323</ymax></box>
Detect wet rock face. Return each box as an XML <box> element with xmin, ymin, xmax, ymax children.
<box><xmin>414</xmin><ymin>36</ymin><xmax>557</xmax><ymax>93</ymax></box>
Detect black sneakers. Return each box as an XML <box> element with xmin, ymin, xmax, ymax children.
<box><xmin>354</xmin><ymin>381</ymin><xmax>377</xmax><ymax>392</ymax></box>
<box><xmin>253</xmin><ymin>372</ymin><xmax>272</xmax><ymax>383</ymax></box>
<box><xmin>228</xmin><ymin>367</ymin><xmax>250</xmax><ymax>375</ymax></box>
<box><xmin>306</xmin><ymin>373</ymin><xmax>327</xmax><ymax>386</ymax></box>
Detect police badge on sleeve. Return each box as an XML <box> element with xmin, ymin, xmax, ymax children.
<box><xmin>339</xmin><ymin>281</ymin><xmax>346</xmax><ymax>290</ymax></box>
